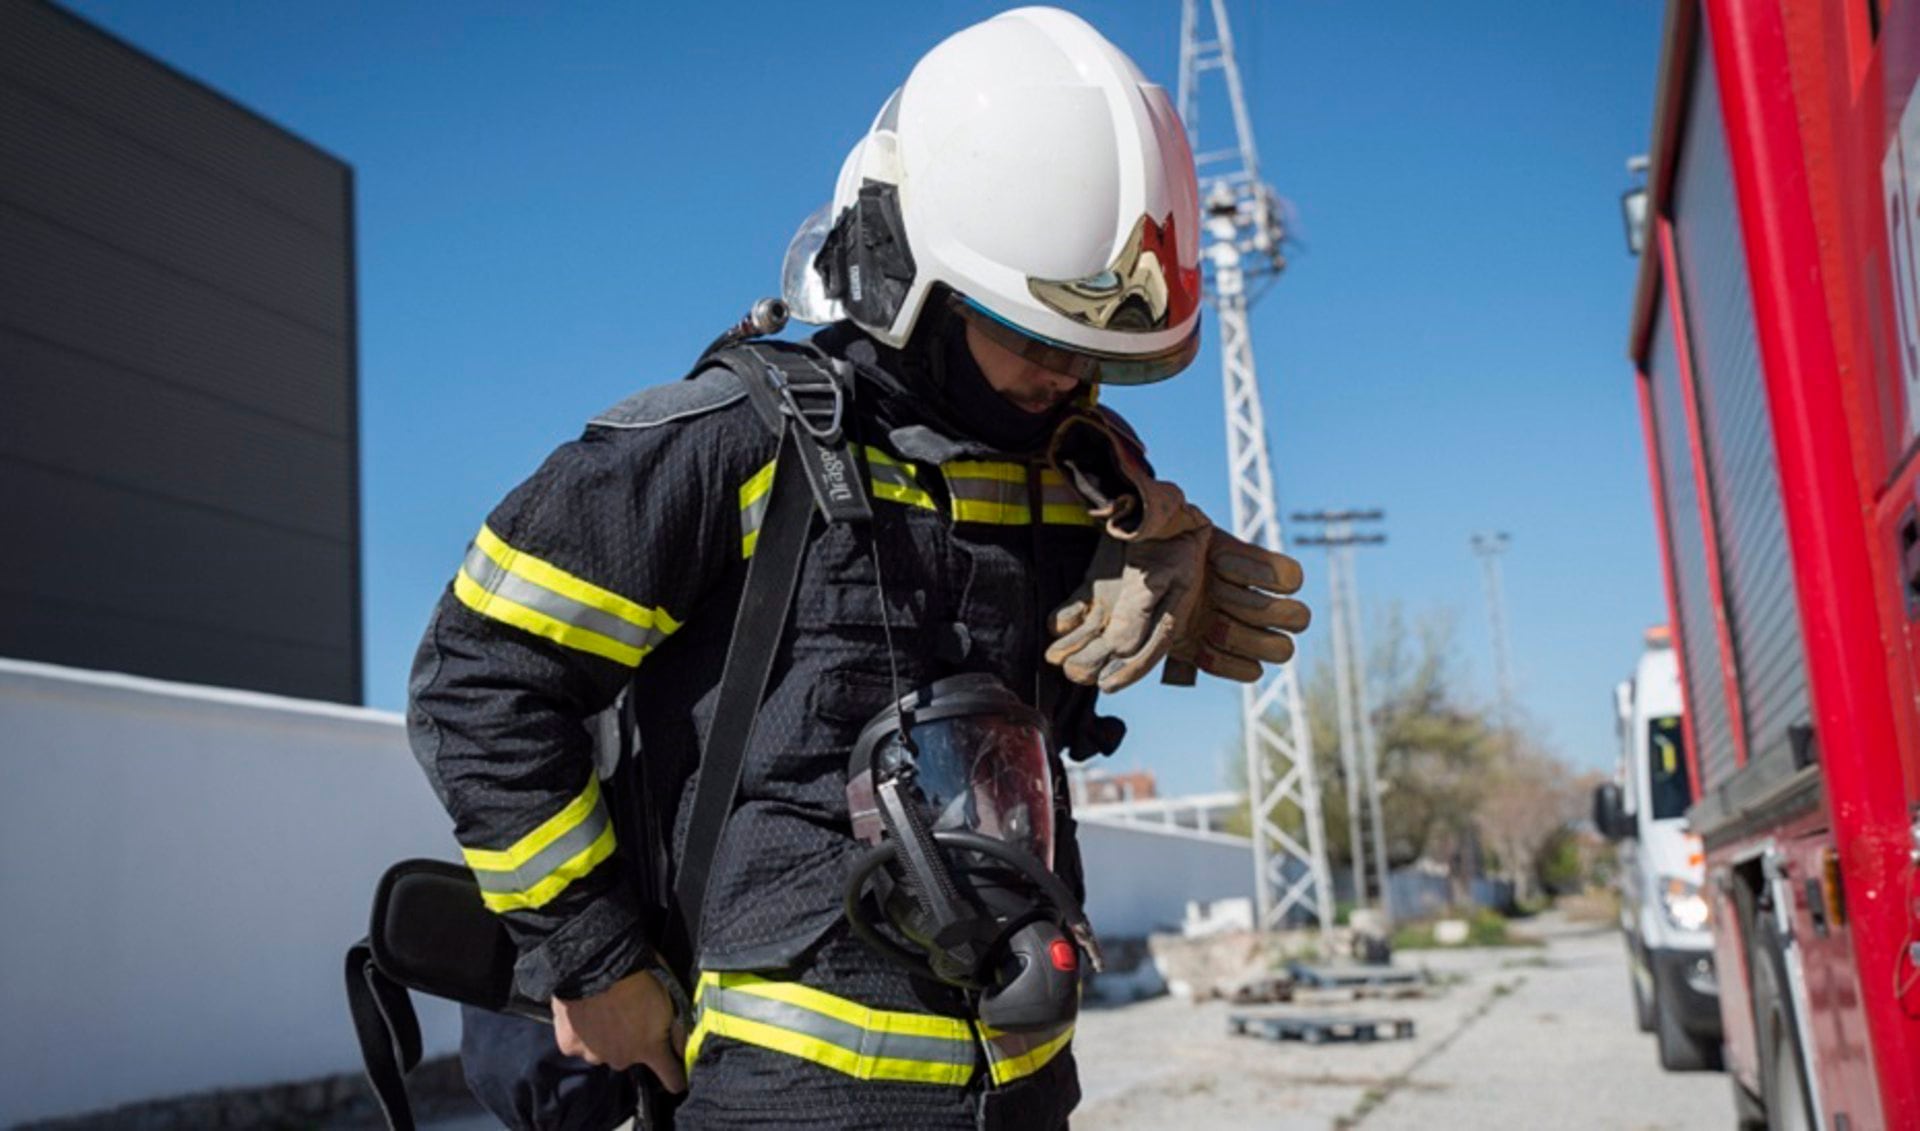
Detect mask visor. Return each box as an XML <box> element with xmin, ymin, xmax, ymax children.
<box><xmin>870</xmin><ymin>714</ymin><xmax>1053</xmax><ymax>869</ymax></box>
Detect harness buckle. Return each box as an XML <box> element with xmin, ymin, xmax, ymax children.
<box><xmin>763</xmin><ymin>357</ymin><xmax>846</xmax><ymax>446</ymax></box>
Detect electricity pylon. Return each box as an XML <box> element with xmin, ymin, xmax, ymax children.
<box><xmin>1179</xmin><ymin>0</ymin><xmax>1333</xmax><ymax>937</ymax></box>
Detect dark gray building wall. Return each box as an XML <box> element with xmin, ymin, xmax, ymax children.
<box><xmin>0</xmin><ymin>0</ymin><xmax>361</xmax><ymax>702</ymax></box>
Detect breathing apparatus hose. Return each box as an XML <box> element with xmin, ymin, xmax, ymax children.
<box><xmin>700</xmin><ymin>297</ymin><xmax>790</xmax><ymax>360</ymax></box>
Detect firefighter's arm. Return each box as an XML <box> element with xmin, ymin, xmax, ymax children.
<box><xmin>1044</xmin><ymin>408</ymin><xmax>1309</xmax><ymax>690</ymax></box>
<box><xmin>407</xmin><ymin>398</ymin><xmax>741</xmax><ymax>1004</ymax></box>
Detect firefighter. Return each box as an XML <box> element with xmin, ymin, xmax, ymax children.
<box><xmin>408</xmin><ymin>8</ymin><xmax>1307</xmax><ymax>1129</ymax></box>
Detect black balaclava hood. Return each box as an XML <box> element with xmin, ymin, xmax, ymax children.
<box><xmin>931</xmin><ymin>315</ymin><xmax>1074</xmax><ymax>454</ymax></box>
<box><xmin>817</xmin><ymin>309</ymin><xmax>1075</xmax><ymax>455</ymax></box>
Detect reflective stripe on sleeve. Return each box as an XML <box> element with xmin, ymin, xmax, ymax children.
<box><xmin>454</xmin><ymin>525</ymin><xmax>681</xmax><ymax>666</ymax></box>
<box><xmin>977</xmin><ymin>1018</ymin><xmax>1075</xmax><ymax>1085</ymax></box>
<box><xmin>684</xmin><ymin>971</ymin><xmax>977</xmax><ymax>1086</ymax></box>
<box><xmin>462</xmin><ymin>776</ymin><xmax>617</xmax><ymax>913</ymax></box>
<box><xmin>739</xmin><ymin>459</ymin><xmax>777</xmax><ymax>558</ymax></box>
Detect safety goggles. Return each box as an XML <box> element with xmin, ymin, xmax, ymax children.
<box><xmin>948</xmin><ymin>294</ymin><xmax>1201</xmax><ymax>387</ymax></box>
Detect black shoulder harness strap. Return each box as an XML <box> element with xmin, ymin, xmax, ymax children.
<box><xmin>669</xmin><ymin>342</ymin><xmax>869</xmax><ymax>951</ymax></box>
<box><xmin>343</xmin><ymin>340</ymin><xmax>866</xmax><ymax>1131</ymax></box>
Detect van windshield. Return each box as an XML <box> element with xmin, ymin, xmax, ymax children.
<box><xmin>1647</xmin><ymin>715</ymin><xmax>1691</xmax><ymax>819</ymax></box>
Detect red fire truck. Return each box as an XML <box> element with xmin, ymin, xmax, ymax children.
<box><xmin>1627</xmin><ymin>0</ymin><xmax>1920</xmax><ymax>1125</ymax></box>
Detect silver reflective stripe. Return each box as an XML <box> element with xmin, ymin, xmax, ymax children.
<box><xmin>740</xmin><ymin>493</ymin><xmax>770</xmax><ymax>542</ymax></box>
<box><xmin>468</xmin><ymin>794</ymin><xmax>612</xmax><ymax>895</ymax></box>
<box><xmin>460</xmin><ymin>545</ymin><xmax>667</xmax><ymax>653</ymax></box>
<box><xmin>868</xmin><ymin>462</ymin><xmax>918</xmax><ymax>493</ymax></box>
<box><xmin>945</xmin><ymin>477</ymin><xmax>1023</xmax><ymax>503</ymax></box>
<box><xmin>981</xmin><ymin>1019</ymin><xmax>1074</xmax><ymax>1082</ymax></box>
<box><xmin>947</xmin><ymin>473</ymin><xmax>1029</xmax><ymax>524</ymax></box>
<box><xmin>700</xmin><ymin>983</ymin><xmax>976</xmax><ymax>1071</ymax></box>
<box><xmin>1040</xmin><ymin>482</ymin><xmax>1086</xmax><ymax>507</ymax></box>
<box><xmin>982</xmin><ymin>1021</ymin><xmax>1070</xmax><ymax>1063</ymax></box>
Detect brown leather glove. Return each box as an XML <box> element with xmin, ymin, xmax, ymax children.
<box><xmin>1044</xmin><ymin>410</ymin><xmax>1308</xmax><ymax>691</ymax></box>
<box><xmin>1164</xmin><ymin>530</ymin><xmax>1310</xmax><ymax>685</ymax></box>
<box><xmin>1045</xmin><ymin>516</ymin><xmax>1211</xmax><ymax>692</ymax></box>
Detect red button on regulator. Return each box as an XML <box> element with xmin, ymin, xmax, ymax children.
<box><xmin>1049</xmin><ymin>938</ymin><xmax>1078</xmax><ymax>972</ymax></box>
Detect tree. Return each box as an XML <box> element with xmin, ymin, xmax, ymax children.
<box><xmin>1234</xmin><ymin>606</ymin><xmax>1501</xmax><ymax>900</ymax></box>
<box><xmin>1230</xmin><ymin>603</ymin><xmax>1587</xmax><ymax>909</ymax></box>
<box><xmin>1474</xmin><ymin>742</ymin><xmax>1583</xmax><ymax>906</ymax></box>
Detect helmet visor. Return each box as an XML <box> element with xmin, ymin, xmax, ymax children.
<box><xmin>878</xmin><ymin>714</ymin><xmax>1054</xmax><ymax>869</ymax></box>
<box><xmin>951</xmin><ymin>294</ymin><xmax>1200</xmax><ymax>387</ymax></box>
<box><xmin>782</xmin><ymin>203</ymin><xmax>847</xmax><ymax>325</ymax></box>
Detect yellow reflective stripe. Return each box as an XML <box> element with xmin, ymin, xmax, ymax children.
<box><xmin>944</xmin><ymin>460</ymin><xmax>1026</xmax><ymax>484</ymax></box>
<box><xmin>863</xmin><ymin>446</ymin><xmax>914</xmax><ymax>473</ymax></box>
<box><xmin>740</xmin><ymin>459</ymin><xmax>777</xmax><ymax>507</ymax></box>
<box><xmin>716</xmin><ymin>973</ymin><xmax>973</xmax><ymax>1041</ymax></box>
<box><xmin>979</xmin><ymin>1023</ymin><xmax>1074</xmax><ymax>1085</ymax></box>
<box><xmin>685</xmin><ymin>971</ymin><xmax>980</xmax><ymax>1085</ymax></box>
<box><xmin>476</xmin><ymin>526</ymin><xmax>679</xmax><ymax>636</ymax></box>
<box><xmin>945</xmin><ymin>460</ymin><xmax>1036</xmax><ymax>525</ymax></box>
<box><xmin>1037</xmin><ymin>468</ymin><xmax>1095</xmax><ymax>525</ymax></box>
<box><xmin>689</xmin><ymin>1009</ymin><xmax>973</xmax><ymax>1085</ymax></box>
<box><xmin>951</xmin><ymin>498</ymin><xmax>1031</xmax><ymax>525</ymax></box>
<box><xmin>475</xmin><ymin>823</ymin><xmax>617</xmax><ymax>913</ymax></box>
<box><xmin>683</xmin><ymin>1015</ymin><xmax>709</xmax><ymax>1074</ymax></box>
<box><xmin>454</xmin><ymin>571</ymin><xmax>647</xmax><ymax>666</ymax></box>
<box><xmin>739</xmin><ymin>459</ymin><xmax>778</xmax><ymax>559</ymax></box>
<box><xmin>864</xmin><ymin>447</ymin><xmax>937</xmax><ymax>511</ymax></box>
<box><xmin>1040</xmin><ymin>504</ymin><xmax>1098</xmax><ymax>526</ymax></box>
<box><xmin>462</xmin><ymin>776</ymin><xmax>604</xmax><ymax>872</ymax></box>
<box><xmin>872</xmin><ymin>479</ymin><xmax>937</xmax><ymax>511</ymax></box>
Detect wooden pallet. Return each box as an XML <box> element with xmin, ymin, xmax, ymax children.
<box><xmin>1229</xmin><ymin>1012</ymin><xmax>1416</xmax><ymax>1045</ymax></box>
<box><xmin>1286</xmin><ymin>961</ymin><xmax>1426</xmax><ymax>990</ymax></box>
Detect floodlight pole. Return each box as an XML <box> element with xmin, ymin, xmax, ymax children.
<box><xmin>1471</xmin><ymin>531</ymin><xmax>1518</xmax><ymax>746</ymax></box>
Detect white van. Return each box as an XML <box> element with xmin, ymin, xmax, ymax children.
<box><xmin>1593</xmin><ymin>627</ymin><xmax>1722</xmax><ymax>1071</ymax></box>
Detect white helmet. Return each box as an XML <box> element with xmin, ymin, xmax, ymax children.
<box><xmin>783</xmin><ymin>6</ymin><xmax>1202</xmax><ymax>385</ymax></box>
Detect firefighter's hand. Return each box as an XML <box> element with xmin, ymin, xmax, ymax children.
<box><xmin>1166</xmin><ymin>530</ymin><xmax>1310</xmax><ymax>683</ymax></box>
<box><xmin>1046</xmin><ymin>515</ymin><xmax>1210</xmax><ymax>693</ymax></box>
<box><xmin>552</xmin><ymin>968</ymin><xmax>687</xmax><ymax>1092</ymax></box>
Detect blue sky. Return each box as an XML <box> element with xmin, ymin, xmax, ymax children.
<box><xmin>71</xmin><ymin>1</ymin><xmax>1667</xmax><ymax>795</ymax></box>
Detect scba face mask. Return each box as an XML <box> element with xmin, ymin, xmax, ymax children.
<box><xmin>844</xmin><ymin>674</ymin><xmax>1103</xmax><ymax>1032</ymax></box>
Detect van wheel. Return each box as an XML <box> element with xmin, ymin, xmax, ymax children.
<box><xmin>1653</xmin><ymin>988</ymin><xmax>1719</xmax><ymax>1071</ymax></box>
<box><xmin>1630</xmin><ymin>944</ymin><xmax>1655</xmax><ymax>1033</ymax></box>
<box><xmin>1749</xmin><ymin>913</ymin><xmax>1814</xmax><ymax>1130</ymax></box>
<box><xmin>1732</xmin><ymin>1078</ymin><xmax>1766</xmax><ymax>1130</ymax></box>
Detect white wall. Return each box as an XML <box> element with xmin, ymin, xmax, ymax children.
<box><xmin>0</xmin><ymin>657</ymin><xmax>1257</xmax><ymax>1124</ymax></box>
<box><xmin>1075</xmin><ymin>816</ymin><xmax>1255</xmax><ymax>939</ymax></box>
<box><xmin>0</xmin><ymin>659</ymin><xmax>463</xmax><ymax>1127</ymax></box>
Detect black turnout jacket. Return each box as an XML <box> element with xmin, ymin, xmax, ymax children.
<box><xmin>406</xmin><ymin>327</ymin><xmax>1120</xmax><ymax>1004</ymax></box>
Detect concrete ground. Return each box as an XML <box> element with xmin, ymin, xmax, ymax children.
<box><xmin>421</xmin><ymin>915</ymin><xmax>1732</xmax><ymax>1130</ymax></box>
<box><xmin>1073</xmin><ymin>913</ymin><xmax>1735</xmax><ymax>1130</ymax></box>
